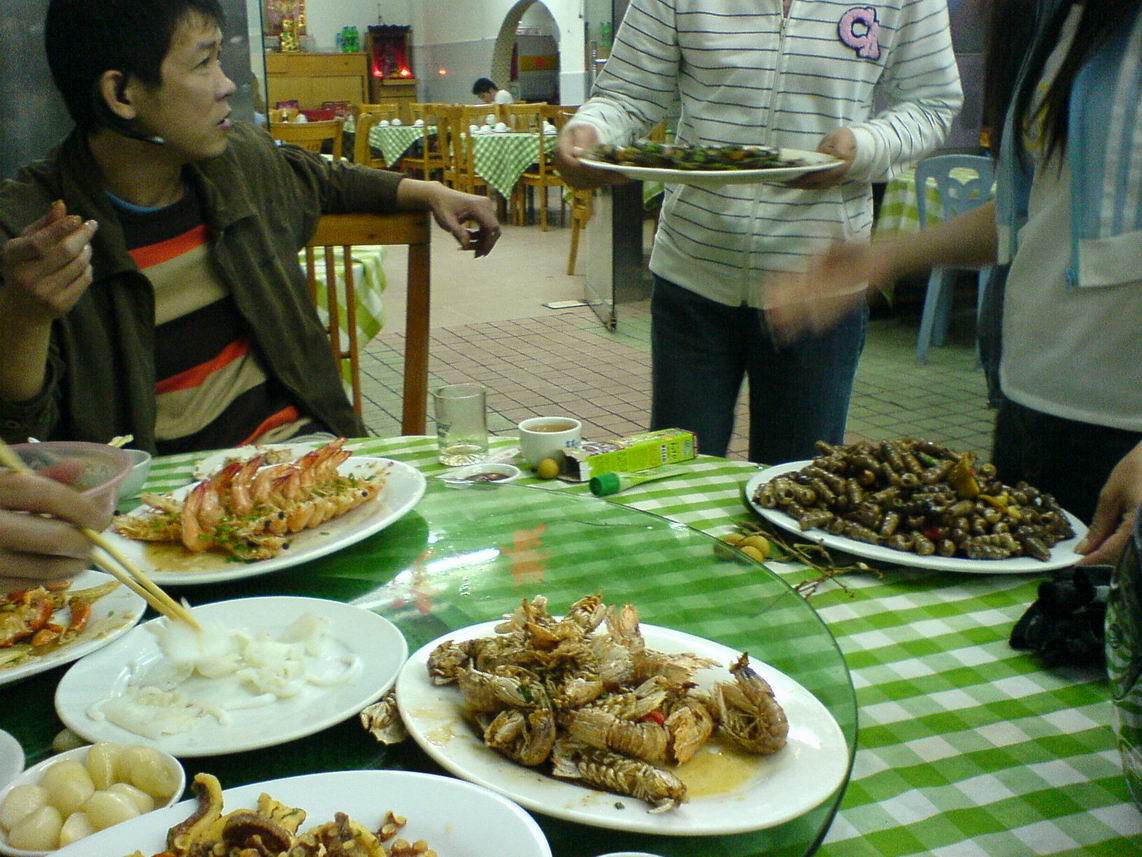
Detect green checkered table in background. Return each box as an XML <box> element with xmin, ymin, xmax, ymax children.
<box><xmin>366</xmin><ymin>124</ymin><xmax>431</xmax><ymax>167</ymax></box>
<box><xmin>472</xmin><ymin>131</ymin><xmax>558</xmax><ymax>199</ymax></box>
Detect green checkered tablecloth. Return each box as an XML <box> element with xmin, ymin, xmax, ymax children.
<box><xmin>366</xmin><ymin>124</ymin><xmax>431</xmax><ymax>166</ymax></box>
<box><xmin>4</xmin><ymin>436</ymin><xmax>1137</xmax><ymax>856</ymax></box>
<box><xmin>148</xmin><ymin>439</ymin><xmax>1142</xmax><ymax>852</ymax></box>
<box><xmin>472</xmin><ymin>130</ymin><xmax>558</xmax><ymax>199</ymax></box>
<box><xmin>876</xmin><ymin>166</ymin><xmax>988</xmax><ymax>235</ymax></box>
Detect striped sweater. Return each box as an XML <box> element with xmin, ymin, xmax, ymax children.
<box><xmin>570</xmin><ymin>0</ymin><xmax>963</xmax><ymax>307</ymax></box>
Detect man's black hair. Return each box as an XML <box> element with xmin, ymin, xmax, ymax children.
<box><xmin>45</xmin><ymin>0</ymin><xmax>226</xmax><ymax>132</ymax></box>
<box><xmin>471</xmin><ymin>77</ymin><xmax>498</xmax><ymax>96</ymax></box>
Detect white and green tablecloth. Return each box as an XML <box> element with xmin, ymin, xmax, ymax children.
<box><xmin>472</xmin><ymin>131</ymin><xmax>558</xmax><ymax>199</ymax></box>
<box><xmin>876</xmin><ymin>166</ymin><xmax>988</xmax><ymax>235</ymax></box>
<box><xmin>366</xmin><ymin>124</ymin><xmax>432</xmax><ymax>167</ymax></box>
<box><xmin>133</xmin><ymin>435</ymin><xmax>1139</xmax><ymax>855</ymax></box>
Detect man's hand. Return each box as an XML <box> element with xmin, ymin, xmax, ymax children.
<box><xmin>553</xmin><ymin>124</ymin><xmax>629</xmax><ymax>189</ymax></box>
<box><xmin>786</xmin><ymin>128</ymin><xmax>857</xmax><ymax>190</ymax></box>
<box><xmin>0</xmin><ymin>464</ymin><xmax>110</xmax><ymax>593</ymax></box>
<box><xmin>1</xmin><ymin>201</ymin><xmax>99</xmax><ymax>323</ymax></box>
<box><xmin>1077</xmin><ymin>441</ymin><xmax>1142</xmax><ymax>567</ymax></box>
<box><xmin>398</xmin><ymin>180</ymin><xmax>501</xmax><ymax>258</ymax></box>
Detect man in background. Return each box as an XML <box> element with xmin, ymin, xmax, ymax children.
<box><xmin>472</xmin><ymin>77</ymin><xmax>513</xmax><ymax>105</ymax></box>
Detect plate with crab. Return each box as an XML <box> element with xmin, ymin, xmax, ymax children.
<box><xmin>0</xmin><ymin>570</ymin><xmax>145</xmax><ymax>688</ymax></box>
<box><xmin>105</xmin><ymin>440</ymin><xmax>426</xmax><ymax>585</ymax></box>
<box><xmin>395</xmin><ymin>619</ymin><xmax>848</xmax><ymax>836</ymax></box>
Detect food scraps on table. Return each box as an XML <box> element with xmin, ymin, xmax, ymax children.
<box><xmin>114</xmin><ymin>439</ymin><xmax>387</xmax><ymax>561</ymax></box>
<box><xmin>754</xmin><ymin>439</ymin><xmax>1075</xmax><ymax>561</ymax></box>
<box><xmin>123</xmin><ymin>773</ymin><xmax>437</xmax><ymax>857</ymax></box>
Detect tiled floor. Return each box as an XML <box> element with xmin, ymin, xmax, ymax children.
<box><xmin>357</xmin><ymin>214</ymin><xmax>995</xmax><ymax>463</ymax></box>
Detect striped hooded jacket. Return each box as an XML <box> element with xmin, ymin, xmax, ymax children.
<box><xmin>570</xmin><ymin>0</ymin><xmax>963</xmax><ymax>307</ymax></box>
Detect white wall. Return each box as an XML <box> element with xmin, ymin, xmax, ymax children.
<box><xmin>300</xmin><ymin>0</ymin><xmax>412</xmax><ymax>52</ymax></box>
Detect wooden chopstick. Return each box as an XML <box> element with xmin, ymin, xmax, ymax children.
<box><xmin>0</xmin><ymin>440</ymin><xmax>200</xmax><ymax>630</ymax></box>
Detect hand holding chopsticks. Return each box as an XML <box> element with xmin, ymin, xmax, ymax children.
<box><xmin>0</xmin><ymin>439</ymin><xmax>200</xmax><ymax>629</ymax></box>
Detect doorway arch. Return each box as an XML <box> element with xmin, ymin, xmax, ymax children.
<box><xmin>491</xmin><ymin>0</ymin><xmax>559</xmax><ymax>102</ymax></box>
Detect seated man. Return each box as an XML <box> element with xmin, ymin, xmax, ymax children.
<box><xmin>472</xmin><ymin>77</ymin><xmax>514</xmax><ymax>106</ymax></box>
<box><xmin>0</xmin><ymin>0</ymin><xmax>501</xmax><ymax>454</ymax></box>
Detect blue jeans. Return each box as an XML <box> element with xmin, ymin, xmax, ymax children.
<box><xmin>649</xmin><ymin>277</ymin><xmax>868</xmax><ymax>463</ymax></box>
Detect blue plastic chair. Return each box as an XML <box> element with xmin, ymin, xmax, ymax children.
<box><xmin>914</xmin><ymin>154</ymin><xmax>995</xmax><ymax>363</ymax></box>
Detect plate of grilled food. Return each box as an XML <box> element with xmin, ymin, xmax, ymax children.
<box><xmin>106</xmin><ymin>439</ymin><xmax>426</xmax><ymax>585</ymax></box>
<box><xmin>388</xmin><ymin>594</ymin><xmax>848</xmax><ymax>836</ymax></box>
<box><xmin>578</xmin><ymin>142</ymin><xmax>842</xmax><ymax>186</ymax></box>
<box><xmin>744</xmin><ymin>439</ymin><xmax>1086</xmax><ymax>573</ymax></box>
<box><xmin>53</xmin><ymin>770</ymin><xmax>552</xmax><ymax>857</ymax></box>
<box><xmin>0</xmin><ymin>571</ymin><xmax>145</xmax><ymax>688</ymax></box>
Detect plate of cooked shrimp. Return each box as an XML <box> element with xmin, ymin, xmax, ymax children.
<box><xmin>106</xmin><ymin>439</ymin><xmax>426</xmax><ymax>585</ymax></box>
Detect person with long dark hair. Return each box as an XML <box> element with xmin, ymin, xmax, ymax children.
<box><xmin>766</xmin><ymin>0</ymin><xmax>1142</xmax><ymax>566</ymax></box>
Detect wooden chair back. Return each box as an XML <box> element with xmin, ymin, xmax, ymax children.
<box><xmin>355</xmin><ymin>102</ymin><xmax>401</xmax><ymax>122</ymax></box>
<box><xmin>352</xmin><ymin>112</ymin><xmax>384</xmax><ymax>168</ymax></box>
<box><xmin>402</xmin><ymin>103</ymin><xmax>449</xmax><ymax>181</ymax></box>
<box><xmin>505</xmin><ymin>103</ymin><xmax>544</xmax><ymax>131</ymax></box>
<box><xmin>270</xmin><ymin>118</ymin><xmax>344</xmax><ymax>159</ymax></box>
<box><xmin>456</xmin><ymin>106</ymin><xmax>493</xmax><ymax>196</ymax></box>
<box><xmin>304</xmin><ymin>212</ymin><xmax>432</xmax><ymax>433</ymax></box>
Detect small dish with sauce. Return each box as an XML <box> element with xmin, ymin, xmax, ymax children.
<box><xmin>439</xmin><ymin>463</ymin><xmax>521</xmax><ymax>485</ymax></box>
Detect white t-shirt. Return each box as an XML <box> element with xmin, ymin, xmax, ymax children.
<box><xmin>1000</xmin><ymin>6</ymin><xmax>1142</xmax><ymax>432</ymax></box>
<box><xmin>494</xmin><ymin>89</ymin><xmax>514</xmax><ymax>105</ymax></box>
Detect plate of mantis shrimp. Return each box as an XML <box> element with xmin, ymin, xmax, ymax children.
<box><xmin>385</xmin><ymin>595</ymin><xmax>848</xmax><ymax>836</ymax></box>
<box><xmin>107</xmin><ymin>439</ymin><xmax>427</xmax><ymax>585</ymax></box>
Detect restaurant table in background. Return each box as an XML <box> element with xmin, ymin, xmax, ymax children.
<box><xmin>875</xmin><ymin>166</ymin><xmax>988</xmax><ymax>235</ymax></box>
<box><xmin>2</xmin><ymin>436</ymin><xmax>1137</xmax><ymax>856</ymax></box>
<box><xmin>366</xmin><ymin>123</ymin><xmax>431</xmax><ymax>167</ymax></box>
<box><xmin>473</xmin><ymin>131</ymin><xmax>558</xmax><ymax>200</ymax></box>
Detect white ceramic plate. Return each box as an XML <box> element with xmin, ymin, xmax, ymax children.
<box><xmin>0</xmin><ymin>571</ymin><xmax>145</xmax><ymax>688</ymax></box>
<box><xmin>52</xmin><ymin>770</ymin><xmax>551</xmax><ymax>857</ymax></box>
<box><xmin>0</xmin><ymin>731</ymin><xmax>22</xmax><ymax>792</ymax></box>
<box><xmin>745</xmin><ymin>462</ymin><xmax>1088</xmax><ymax>573</ymax></box>
<box><xmin>105</xmin><ymin>456</ymin><xmax>425</xmax><ymax>585</ymax></box>
<box><xmin>438</xmin><ymin>463</ymin><xmax>522</xmax><ymax>484</ymax></box>
<box><xmin>578</xmin><ymin>148</ymin><xmax>841</xmax><ymax>187</ymax></box>
<box><xmin>54</xmin><ymin>596</ymin><xmax>408</xmax><ymax>757</ymax></box>
<box><xmin>398</xmin><ymin>622</ymin><xmax>847</xmax><ymax>836</ymax></box>
<box><xmin>0</xmin><ymin>744</ymin><xmax>184</xmax><ymax>857</ymax></box>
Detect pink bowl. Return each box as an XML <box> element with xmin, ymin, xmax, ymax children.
<box><xmin>11</xmin><ymin>441</ymin><xmax>134</xmax><ymax>517</ymax></box>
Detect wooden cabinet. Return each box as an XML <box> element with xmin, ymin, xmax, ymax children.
<box><xmin>368</xmin><ymin>78</ymin><xmax>418</xmax><ymax>122</ymax></box>
<box><xmin>266</xmin><ymin>52</ymin><xmax>368</xmax><ymax>109</ymax></box>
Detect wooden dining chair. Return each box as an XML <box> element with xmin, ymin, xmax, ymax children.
<box><xmin>304</xmin><ymin>212</ymin><xmax>432</xmax><ymax>434</ymax></box>
<box><xmin>401</xmin><ymin>103</ymin><xmax>449</xmax><ymax>182</ymax></box>
<box><xmin>567</xmin><ymin>189</ymin><xmax>593</xmax><ymax>275</ymax></box>
<box><xmin>456</xmin><ymin>106</ymin><xmax>493</xmax><ymax>197</ymax></box>
<box><xmin>269</xmin><ymin>118</ymin><xmax>344</xmax><ymax>160</ymax></box>
<box><xmin>505</xmin><ymin>103</ymin><xmax>544</xmax><ymax>132</ymax></box>
<box><xmin>351</xmin><ymin>103</ymin><xmax>400</xmax><ymax>168</ymax></box>
<box><xmin>515</xmin><ymin>119</ymin><xmax>565</xmax><ymax>230</ymax></box>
